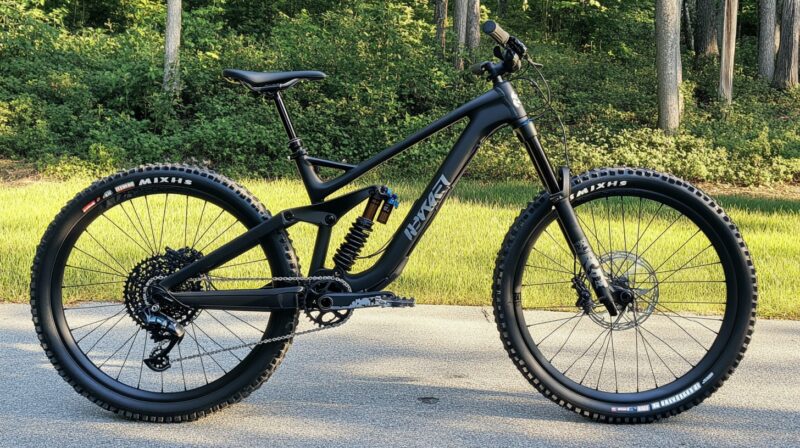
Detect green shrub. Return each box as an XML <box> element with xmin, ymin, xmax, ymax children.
<box><xmin>0</xmin><ymin>1</ymin><xmax>797</xmax><ymax>186</ymax></box>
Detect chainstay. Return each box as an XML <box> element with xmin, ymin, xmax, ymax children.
<box><xmin>171</xmin><ymin>275</ymin><xmax>350</xmax><ymax>362</ymax></box>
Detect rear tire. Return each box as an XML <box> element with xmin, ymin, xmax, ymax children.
<box><xmin>31</xmin><ymin>164</ymin><xmax>301</xmax><ymax>422</ymax></box>
<box><xmin>492</xmin><ymin>167</ymin><xmax>757</xmax><ymax>423</ymax></box>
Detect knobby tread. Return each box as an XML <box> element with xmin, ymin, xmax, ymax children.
<box><xmin>30</xmin><ymin>164</ymin><xmax>301</xmax><ymax>423</ymax></box>
<box><xmin>491</xmin><ymin>167</ymin><xmax>757</xmax><ymax>424</ymax></box>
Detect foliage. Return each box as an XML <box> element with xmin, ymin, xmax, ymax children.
<box><xmin>0</xmin><ymin>0</ymin><xmax>797</xmax><ymax>185</ymax></box>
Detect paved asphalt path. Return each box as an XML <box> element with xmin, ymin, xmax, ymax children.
<box><xmin>2</xmin><ymin>303</ymin><xmax>799</xmax><ymax>447</ymax></box>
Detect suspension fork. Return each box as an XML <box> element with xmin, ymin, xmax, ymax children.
<box><xmin>514</xmin><ymin>120</ymin><xmax>618</xmax><ymax>315</ymax></box>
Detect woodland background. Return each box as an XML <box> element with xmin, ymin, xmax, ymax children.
<box><xmin>0</xmin><ymin>0</ymin><xmax>798</xmax><ymax>185</ymax></box>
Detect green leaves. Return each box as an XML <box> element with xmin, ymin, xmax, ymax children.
<box><xmin>0</xmin><ymin>1</ymin><xmax>796</xmax><ymax>185</ymax></box>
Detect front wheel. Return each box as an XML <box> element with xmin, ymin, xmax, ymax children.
<box><xmin>493</xmin><ymin>168</ymin><xmax>756</xmax><ymax>423</ymax></box>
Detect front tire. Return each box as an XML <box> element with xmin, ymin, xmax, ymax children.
<box><xmin>493</xmin><ymin>168</ymin><xmax>756</xmax><ymax>423</ymax></box>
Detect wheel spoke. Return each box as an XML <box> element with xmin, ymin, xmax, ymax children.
<box><xmin>197</xmin><ymin>218</ymin><xmax>239</xmax><ymax>253</ymax></box>
<box><xmin>192</xmin><ymin>209</ymin><xmax>226</xmax><ymax>251</ymax></box>
<box><xmin>116</xmin><ymin>328</ymin><xmax>140</xmax><ymax>380</ymax></box>
<box><xmin>158</xmin><ymin>193</ymin><xmax>169</xmax><ymax>253</ymax></box>
<box><xmin>118</xmin><ymin>202</ymin><xmax>155</xmax><ymax>255</ymax></box>
<box><xmin>100</xmin><ymin>214</ymin><xmax>152</xmax><ymax>256</ymax></box>
<box><xmin>522</xmin><ymin>280</ymin><xmax>574</xmax><ymax>287</ymax></box>
<box><xmin>532</xmin><ymin>247</ymin><xmax>572</xmax><ymax>273</ymax></box>
<box><xmin>184</xmin><ymin>326</ymin><xmax>229</xmax><ymax>372</ymax></box>
<box><xmin>546</xmin><ymin>314</ymin><xmax>584</xmax><ymax>361</ymax></box>
<box><xmin>144</xmin><ymin>195</ymin><xmax>158</xmax><ymax>255</ymax></box>
<box><xmin>124</xmin><ymin>200</ymin><xmax>156</xmax><ymax>255</ymax></box>
<box><xmin>72</xmin><ymin>246</ymin><xmax>127</xmax><ymax>277</ymax></box>
<box><xmin>191</xmin><ymin>200</ymin><xmax>208</xmax><ymax>249</ymax></box>
<box><xmin>64</xmin><ymin>303</ymin><xmax>124</xmax><ymax>311</ymax></box>
<box><xmin>525</xmin><ymin>264</ymin><xmax>574</xmax><ymax>275</ymax></box>
<box><xmin>65</xmin><ymin>264</ymin><xmax>126</xmax><ymax>278</ymax></box>
<box><xmin>535</xmin><ymin>312</ymin><xmax>582</xmax><ymax>347</ymax></box>
<box><xmin>98</xmin><ymin>328</ymin><xmax>140</xmax><ymax>369</ymax></box>
<box><xmin>84</xmin><ymin>230</ymin><xmax>129</xmax><ymax>273</ymax></box>
<box><xmin>71</xmin><ymin>307</ymin><xmax>126</xmax><ymax>334</ymax></box>
<box><xmin>82</xmin><ymin>312</ymin><xmax>128</xmax><ymax>356</ymax></box>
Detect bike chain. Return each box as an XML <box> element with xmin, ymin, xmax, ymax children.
<box><xmin>171</xmin><ymin>275</ymin><xmax>350</xmax><ymax>363</ymax></box>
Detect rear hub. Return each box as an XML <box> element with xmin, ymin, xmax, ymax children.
<box><xmin>124</xmin><ymin>247</ymin><xmax>205</xmax><ymax>329</ymax></box>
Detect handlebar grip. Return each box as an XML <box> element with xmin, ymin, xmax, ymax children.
<box><xmin>482</xmin><ymin>21</ymin><xmax>510</xmax><ymax>46</ymax></box>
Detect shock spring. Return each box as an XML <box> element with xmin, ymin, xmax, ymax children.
<box><xmin>333</xmin><ymin>216</ymin><xmax>374</xmax><ymax>272</ymax></box>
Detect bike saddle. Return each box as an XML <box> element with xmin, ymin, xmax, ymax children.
<box><xmin>222</xmin><ymin>69</ymin><xmax>326</xmax><ymax>90</ymax></box>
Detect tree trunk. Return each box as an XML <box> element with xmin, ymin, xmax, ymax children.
<box><xmin>773</xmin><ymin>0</ymin><xmax>800</xmax><ymax>89</ymax></box>
<box><xmin>717</xmin><ymin>0</ymin><xmax>725</xmax><ymax>51</ymax></box>
<box><xmin>759</xmin><ymin>0</ymin><xmax>778</xmax><ymax>80</ymax></box>
<box><xmin>657</xmin><ymin>0</ymin><xmax>682</xmax><ymax>133</ymax></box>
<box><xmin>497</xmin><ymin>0</ymin><xmax>507</xmax><ymax>18</ymax></box>
<box><xmin>683</xmin><ymin>0</ymin><xmax>695</xmax><ymax>52</ymax></box>
<box><xmin>719</xmin><ymin>0</ymin><xmax>738</xmax><ymax>104</ymax></box>
<box><xmin>434</xmin><ymin>0</ymin><xmax>448</xmax><ymax>59</ymax></box>
<box><xmin>453</xmin><ymin>0</ymin><xmax>467</xmax><ymax>70</ymax></box>
<box><xmin>466</xmin><ymin>0</ymin><xmax>481</xmax><ymax>56</ymax></box>
<box><xmin>694</xmin><ymin>0</ymin><xmax>718</xmax><ymax>57</ymax></box>
<box><xmin>163</xmin><ymin>0</ymin><xmax>182</xmax><ymax>95</ymax></box>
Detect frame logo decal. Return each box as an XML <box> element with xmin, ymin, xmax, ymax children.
<box><xmin>404</xmin><ymin>175</ymin><xmax>452</xmax><ymax>241</ymax></box>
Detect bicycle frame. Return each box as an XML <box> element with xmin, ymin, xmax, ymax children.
<box><xmin>160</xmin><ymin>77</ymin><xmax>618</xmax><ymax>314</ymax></box>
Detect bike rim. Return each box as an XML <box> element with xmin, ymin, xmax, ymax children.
<box><xmin>48</xmin><ymin>185</ymin><xmax>292</xmax><ymax>400</ymax></box>
<box><xmin>512</xmin><ymin>188</ymin><xmax>737</xmax><ymax>403</ymax></box>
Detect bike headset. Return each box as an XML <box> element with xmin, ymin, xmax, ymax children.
<box><xmin>472</xmin><ymin>21</ymin><xmax>570</xmax><ymax>169</ymax></box>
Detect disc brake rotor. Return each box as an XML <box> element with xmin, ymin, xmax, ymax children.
<box><xmin>586</xmin><ymin>251</ymin><xmax>659</xmax><ymax>331</ymax></box>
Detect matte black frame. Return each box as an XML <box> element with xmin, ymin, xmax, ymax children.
<box><xmin>160</xmin><ymin>76</ymin><xmax>617</xmax><ymax>313</ymax></box>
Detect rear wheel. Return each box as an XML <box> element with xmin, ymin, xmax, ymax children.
<box><xmin>493</xmin><ymin>168</ymin><xmax>756</xmax><ymax>423</ymax></box>
<box><xmin>31</xmin><ymin>164</ymin><xmax>301</xmax><ymax>422</ymax></box>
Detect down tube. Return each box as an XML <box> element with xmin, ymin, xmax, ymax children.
<box><xmin>343</xmin><ymin>103</ymin><xmax>514</xmax><ymax>292</ymax></box>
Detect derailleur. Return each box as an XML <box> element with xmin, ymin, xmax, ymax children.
<box><xmin>142</xmin><ymin>312</ymin><xmax>185</xmax><ymax>372</ymax></box>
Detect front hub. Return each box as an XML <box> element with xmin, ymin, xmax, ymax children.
<box><xmin>584</xmin><ymin>251</ymin><xmax>659</xmax><ymax>331</ymax></box>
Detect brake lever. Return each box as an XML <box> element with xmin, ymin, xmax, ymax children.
<box><xmin>507</xmin><ymin>36</ymin><xmax>528</xmax><ymax>58</ymax></box>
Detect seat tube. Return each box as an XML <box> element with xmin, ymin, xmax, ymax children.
<box><xmin>514</xmin><ymin>120</ymin><xmax>618</xmax><ymax>315</ymax></box>
<box><xmin>271</xmin><ymin>92</ymin><xmax>324</xmax><ymax>200</ymax></box>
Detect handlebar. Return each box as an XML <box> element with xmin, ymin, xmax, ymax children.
<box><xmin>472</xmin><ymin>21</ymin><xmax>529</xmax><ymax>78</ymax></box>
<box><xmin>482</xmin><ymin>21</ymin><xmax>510</xmax><ymax>47</ymax></box>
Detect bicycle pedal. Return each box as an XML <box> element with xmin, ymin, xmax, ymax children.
<box><xmin>383</xmin><ymin>295</ymin><xmax>415</xmax><ymax>308</ymax></box>
<box><xmin>321</xmin><ymin>291</ymin><xmax>415</xmax><ymax>310</ymax></box>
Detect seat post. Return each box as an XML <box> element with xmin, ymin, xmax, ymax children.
<box><xmin>270</xmin><ymin>91</ymin><xmax>325</xmax><ymax>199</ymax></box>
<box><xmin>272</xmin><ymin>91</ymin><xmax>299</xmax><ymax>144</ymax></box>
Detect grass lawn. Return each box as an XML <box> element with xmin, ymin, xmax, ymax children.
<box><xmin>1</xmin><ymin>177</ymin><xmax>798</xmax><ymax>319</ymax></box>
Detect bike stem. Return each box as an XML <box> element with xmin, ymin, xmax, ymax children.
<box><xmin>514</xmin><ymin>119</ymin><xmax>619</xmax><ymax>316</ymax></box>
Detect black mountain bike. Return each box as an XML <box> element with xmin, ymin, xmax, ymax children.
<box><xmin>31</xmin><ymin>22</ymin><xmax>756</xmax><ymax>423</ymax></box>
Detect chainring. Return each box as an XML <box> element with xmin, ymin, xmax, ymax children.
<box><xmin>303</xmin><ymin>278</ymin><xmax>352</xmax><ymax>327</ymax></box>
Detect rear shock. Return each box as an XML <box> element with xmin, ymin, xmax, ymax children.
<box><xmin>333</xmin><ymin>187</ymin><xmax>398</xmax><ymax>272</ymax></box>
